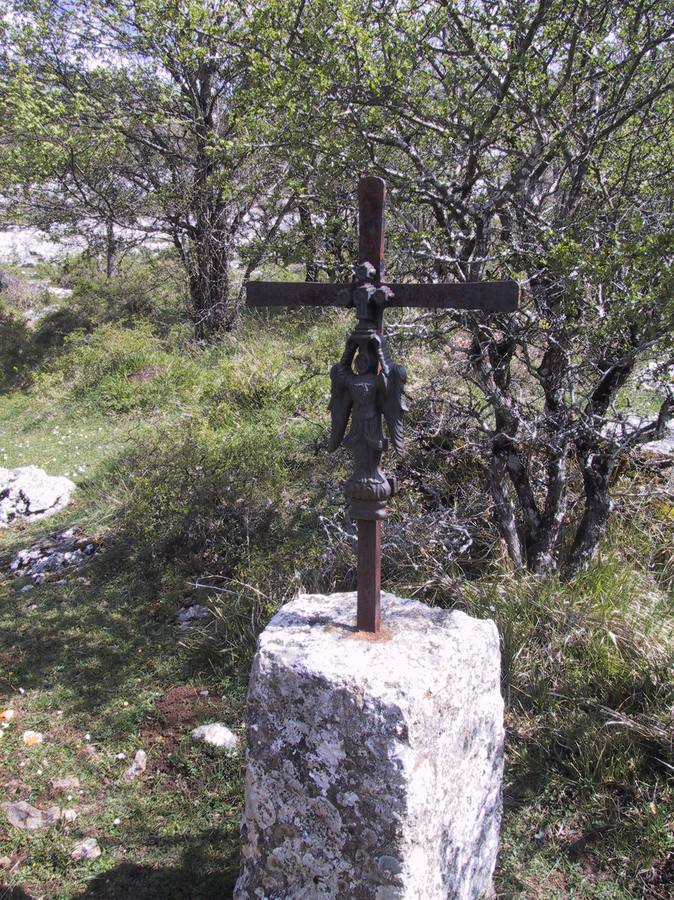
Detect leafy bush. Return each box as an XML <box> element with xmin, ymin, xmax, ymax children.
<box><xmin>61</xmin><ymin>250</ymin><xmax>189</xmax><ymax>330</ymax></box>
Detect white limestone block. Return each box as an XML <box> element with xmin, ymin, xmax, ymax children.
<box><xmin>235</xmin><ymin>591</ymin><xmax>504</xmax><ymax>900</ymax></box>
<box><xmin>0</xmin><ymin>466</ymin><xmax>75</xmax><ymax>528</ymax></box>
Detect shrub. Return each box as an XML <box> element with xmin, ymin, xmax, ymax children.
<box><xmin>62</xmin><ymin>250</ymin><xmax>189</xmax><ymax>330</ymax></box>
<box><xmin>37</xmin><ymin>321</ymin><xmax>200</xmax><ymax>413</ymax></box>
<box><xmin>0</xmin><ymin>301</ymin><xmax>37</xmax><ymax>389</ymax></box>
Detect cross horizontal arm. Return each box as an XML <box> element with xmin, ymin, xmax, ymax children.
<box><xmin>385</xmin><ymin>281</ymin><xmax>519</xmax><ymax>312</ymax></box>
<box><xmin>246</xmin><ymin>281</ymin><xmax>345</xmax><ymax>308</ymax></box>
<box><xmin>247</xmin><ymin>279</ymin><xmax>519</xmax><ymax>312</ymax></box>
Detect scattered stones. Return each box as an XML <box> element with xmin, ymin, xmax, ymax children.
<box><xmin>8</xmin><ymin>525</ymin><xmax>98</xmax><ymax>582</ymax></box>
<box><xmin>0</xmin><ymin>466</ymin><xmax>75</xmax><ymax>528</ymax></box>
<box><xmin>50</xmin><ymin>776</ymin><xmax>80</xmax><ymax>795</ymax></box>
<box><xmin>2</xmin><ymin>801</ymin><xmax>64</xmax><ymax>830</ymax></box>
<box><xmin>176</xmin><ymin>604</ymin><xmax>211</xmax><ymax>628</ymax></box>
<box><xmin>70</xmin><ymin>837</ymin><xmax>101</xmax><ymax>861</ymax></box>
<box><xmin>21</xmin><ymin>730</ymin><xmax>43</xmax><ymax>746</ymax></box>
<box><xmin>191</xmin><ymin>723</ymin><xmax>238</xmax><ymax>753</ymax></box>
<box><xmin>124</xmin><ymin>749</ymin><xmax>147</xmax><ymax>780</ymax></box>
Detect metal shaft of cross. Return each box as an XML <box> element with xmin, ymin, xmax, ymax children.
<box><xmin>355</xmin><ymin>176</ymin><xmax>386</xmax><ymax>632</ymax></box>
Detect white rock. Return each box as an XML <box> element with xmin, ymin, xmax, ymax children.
<box><xmin>70</xmin><ymin>837</ymin><xmax>101</xmax><ymax>861</ymax></box>
<box><xmin>2</xmin><ymin>801</ymin><xmax>63</xmax><ymax>830</ymax></box>
<box><xmin>235</xmin><ymin>591</ymin><xmax>504</xmax><ymax>900</ymax></box>
<box><xmin>22</xmin><ymin>730</ymin><xmax>43</xmax><ymax>746</ymax></box>
<box><xmin>176</xmin><ymin>604</ymin><xmax>211</xmax><ymax>626</ymax></box>
<box><xmin>0</xmin><ymin>466</ymin><xmax>75</xmax><ymax>528</ymax></box>
<box><xmin>124</xmin><ymin>749</ymin><xmax>147</xmax><ymax>780</ymax></box>
<box><xmin>643</xmin><ymin>425</ymin><xmax>674</xmax><ymax>456</ymax></box>
<box><xmin>191</xmin><ymin>723</ymin><xmax>238</xmax><ymax>753</ymax></box>
<box><xmin>602</xmin><ymin>416</ymin><xmax>674</xmax><ymax>457</ymax></box>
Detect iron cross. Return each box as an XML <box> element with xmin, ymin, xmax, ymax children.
<box><xmin>247</xmin><ymin>176</ymin><xmax>519</xmax><ymax>633</ymax></box>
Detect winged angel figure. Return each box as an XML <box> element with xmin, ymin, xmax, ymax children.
<box><xmin>328</xmin><ymin>333</ymin><xmax>407</xmax><ymax>516</ymax></box>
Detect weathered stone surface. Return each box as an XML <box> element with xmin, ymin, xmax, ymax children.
<box><xmin>71</xmin><ymin>837</ymin><xmax>101</xmax><ymax>861</ymax></box>
<box><xmin>602</xmin><ymin>415</ymin><xmax>674</xmax><ymax>457</ymax></box>
<box><xmin>235</xmin><ymin>591</ymin><xmax>504</xmax><ymax>900</ymax></box>
<box><xmin>643</xmin><ymin>421</ymin><xmax>674</xmax><ymax>457</ymax></box>
<box><xmin>0</xmin><ymin>466</ymin><xmax>75</xmax><ymax>528</ymax></box>
<box><xmin>176</xmin><ymin>603</ymin><xmax>211</xmax><ymax>628</ymax></box>
<box><xmin>2</xmin><ymin>801</ymin><xmax>65</xmax><ymax>830</ymax></box>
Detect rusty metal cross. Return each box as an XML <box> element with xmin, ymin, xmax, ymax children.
<box><xmin>247</xmin><ymin>176</ymin><xmax>519</xmax><ymax>633</ymax></box>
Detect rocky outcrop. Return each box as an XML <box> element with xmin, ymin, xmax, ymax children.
<box><xmin>0</xmin><ymin>466</ymin><xmax>75</xmax><ymax>528</ymax></box>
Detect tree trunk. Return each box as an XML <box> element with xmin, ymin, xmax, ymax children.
<box><xmin>105</xmin><ymin>217</ymin><xmax>116</xmax><ymax>278</ymax></box>
<box><xmin>527</xmin><ymin>449</ymin><xmax>570</xmax><ymax>575</ymax></box>
<box><xmin>488</xmin><ymin>448</ymin><xmax>524</xmax><ymax>569</ymax></box>
<box><xmin>187</xmin><ymin>227</ymin><xmax>233</xmax><ymax>341</ymax></box>
<box><xmin>298</xmin><ymin>204</ymin><xmax>319</xmax><ymax>281</ymax></box>
<box><xmin>564</xmin><ymin>451</ymin><xmax>613</xmax><ymax>578</ymax></box>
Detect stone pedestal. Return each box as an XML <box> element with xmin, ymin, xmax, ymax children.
<box><xmin>235</xmin><ymin>592</ymin><xmax>504</xmax><ymax>900</ymax></box>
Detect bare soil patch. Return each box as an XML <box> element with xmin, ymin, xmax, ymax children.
<box><xmin>141</xmin><ymin>686</ymin><xmax>219</xmax><ymax>770</ymax></box>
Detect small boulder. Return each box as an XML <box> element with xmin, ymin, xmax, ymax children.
<box><xmin>643</xmin><ymin>423</ymin><xmax>674</xmax><ymax>456</ymax></box>
<box><xmin>124</xmin><ymin>749</ymin><xmax>147</xmax><ymax>780</ymax></box>
<box><xmin>176</xmin><ymin>604</ymin><xmax>211</xmax><ymax>628</ymax></box>
<box><xmin>191</xmin><ymin>723</ymin><xmax>238</xmax><ymax>754</ymax></box>
<box><xmin>71</xmin><ymin>837</ymin><xmax>101</xmax><ymax>861</ymax></box>
<box><xmin>2</xmin><ymin>800</ymin><xmax>63</xmax><ymax>830</ymax></box>
<box><xmin>0</xmin><ymin>466</ymin><xmax>75</xmax><ymax>528</ymax></box>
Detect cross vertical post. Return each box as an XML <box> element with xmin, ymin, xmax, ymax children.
<box><xmin>355</xmin><ymin>176</ymin><xmax>386</xmax><ymax>632</ymax></box>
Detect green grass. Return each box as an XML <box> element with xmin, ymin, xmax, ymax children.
<box><xmin>0</xmin><ymin>561</ymin><xmax>245</xmax><ymax>898</ymax></box>
<box><xmin>1</xmin><ymin>265</ymin><xmax>672</xmax><ymax>898</ymax></box>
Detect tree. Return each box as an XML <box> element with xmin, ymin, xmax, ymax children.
<box><xmin>5</xmin><ymin>0</ymin><xmax>294</xmax><ymax>338</ymax></box>
<box><xmin>1</xmin><ymin>65</ymin><xmax>150</xmax><ymax>277</ymax></box>
<box><xmin>263</xmin><ymin>0</ymin><xmax>674</xmax><ymax>576</ymax></box>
